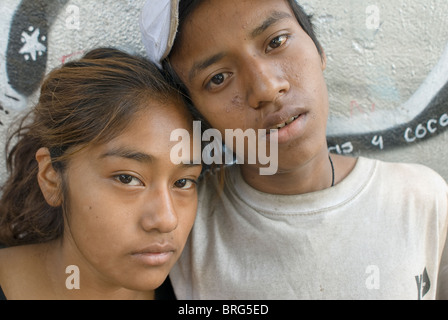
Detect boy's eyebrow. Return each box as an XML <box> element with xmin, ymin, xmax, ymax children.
<box><xmin>188</xmin><ymin>11</ymin><xmax>293</xmax><ymax>82</ymax></box>
<box><xmin>249</xmin><ymin>11</ymin><xmax>293</xmax><ymax>39</ymax></box>
<box><xmin>189</xmin><ymin>52</ymin><xmax>227</xmax><ymax>82</ymax></box>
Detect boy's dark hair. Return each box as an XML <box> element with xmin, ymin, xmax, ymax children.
<box><xmin>285</xmin><ymin>0</ymin><xmax>323</xmax><ymax>59</ymax></box>
<box><xmin>171</xmin><ymin>0</ymin><xmax>323</xmax><ymax>62</ymax></box>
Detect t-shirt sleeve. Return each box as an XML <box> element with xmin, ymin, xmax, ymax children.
<box><xmin>436</xmin><ymin>181</ymin><xmax>448</xmax><ymax>300</ymax></box>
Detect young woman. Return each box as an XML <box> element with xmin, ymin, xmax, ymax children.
<box><xmin>0</xmin><ymin>48</ymin><xmax>202</xmax><ymax>300</ymax></box>
<box><xmin>140</xmin><ymin>0</ymin><xmax>448</xmax><ymax>299</ymax></box>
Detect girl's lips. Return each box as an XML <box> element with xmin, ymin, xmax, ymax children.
<box><xmin>131</xmin><ymin>243</ymin><xmax>176</xmax><ymax>266</ymax></box>
<box><xmin>131</xmin><ymin>251</ymin><xmax>174</xmax><ymax>266</ymax></box>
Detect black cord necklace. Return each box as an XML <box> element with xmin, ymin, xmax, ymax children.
<box><xmin>329</xmin><ymin>155</ymin><xmax>335</xmax><ymax>187</ymax></box>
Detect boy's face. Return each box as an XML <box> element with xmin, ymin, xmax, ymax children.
<box><xmin>171</xmin><ymin>0</ymin><xmax>329</xmax><ymax>171</ymax></box>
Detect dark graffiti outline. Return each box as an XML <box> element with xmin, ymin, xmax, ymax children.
<box><xmin>327</xmin><ymin>78</ymin><xmax>448</xmax><ymax>154</ymax></box>
<box><xmin>6</xmin><ymin>0</ymin><xmax>68</xmax><ymax>98</ymax></box>
<box><xmin>1</xmin><ymin>0</ymin><xmax>447</xmax><ymax>153</ymax></box>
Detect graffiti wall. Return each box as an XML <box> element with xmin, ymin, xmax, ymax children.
<box><xmin>0</xmin><ymin>0</ymin><xmax>447</xmax><ymax>182</ymax></box>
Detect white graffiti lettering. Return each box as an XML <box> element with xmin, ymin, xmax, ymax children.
<box><xmin>404</xmin><ymin>113</ymin><xmax>448</xmax><ymax>143</ymax></box>
<box><xmin>371</xmin><ymin>135</ymin><xmax>384</xmax><ymax>150</ymax></box>
<box><xmin>328</xmin><ymin>141</ymin><xmax>354</xmax><ymax>155</ymax></box>
<box><xmin>427</xmin><ymin>119</ymin><xmax>438</xmax><ymax>133</ymax></box>
<box><xmin>440</xmin><ymin>113</ymin><xmax>448</xmax><ymax>127</ymax></box>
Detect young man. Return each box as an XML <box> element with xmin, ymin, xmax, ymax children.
<box><xmin>140</xmin><ymin>0</ymin><xmax>448</xmax><ymax>299</ymax></box>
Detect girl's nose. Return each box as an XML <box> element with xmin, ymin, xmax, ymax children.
<box><xmin>140</xmin><ymin>188</ymin><xmax>178</xmax><ymax>234</ymax></box>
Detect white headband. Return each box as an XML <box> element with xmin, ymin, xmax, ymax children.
<box><xmin>139</xmin><ymin>0</ymin><xmax>179</xmax><ymax>68</ymax></box>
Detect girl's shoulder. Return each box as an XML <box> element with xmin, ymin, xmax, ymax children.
<box><xmin>0</xmin><ymin>244</ymin><xmax>32</xmax><ymax>265</ymax></box>
<box><xmin>0</xmin><ymin>245</ymin><xmax>27</xmax><ymax>282</ymax></box>
<box><xmin>0</xmin><ymin>245</ymin><xmax>17</xmax><ymax>273</ymax></box>
<box><xmin>0</xmin><ymin>244</ymin><xmax>46</xmax><ymax>299</ymax></box>
<box><xmin>0</xmin><ymin>246</ymin><xmax>20</xmax><ymax>298</ymax></box>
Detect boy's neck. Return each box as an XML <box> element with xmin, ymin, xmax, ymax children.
<box><xmin>240</xmin><ymin>152</ymin><xmax>356</xmax><ymax>195</ymax></box>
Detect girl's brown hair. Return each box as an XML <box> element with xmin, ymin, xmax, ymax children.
<box><xmin>0</xmin><ymin>48</ymin><xmax>184</xmax><ymax>247</ymax></box>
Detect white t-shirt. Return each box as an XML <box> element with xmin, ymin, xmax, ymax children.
<box><xmin>170</xmin><ymin>157</ymin><xmax>448</xmax><ymax>300</ymax></box>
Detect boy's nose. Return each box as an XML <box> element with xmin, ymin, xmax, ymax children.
<box><xmin>245</xmin><ymin>57</ymin><xmax>290</xmax><ymax>109</ymax></box>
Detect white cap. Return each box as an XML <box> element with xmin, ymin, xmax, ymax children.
<box><xmin>139</xmin><ymin>0</ymin><xmax>179</xmax><ymax>68</ymax></box>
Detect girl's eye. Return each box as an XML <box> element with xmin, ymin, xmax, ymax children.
<box><xmin>266</xmin><ymin>34</ymin><xmax>289</xmax><ymax>53</ymax></box>
<box><xmin>173</xmin><ymin>179</ymin><xmax>197</xmax><ymax>190</ymax></box>
<box><xmin>115</xmin><ymin>174</ymin><xmax>143</xmax><ymax>186</ymax></box>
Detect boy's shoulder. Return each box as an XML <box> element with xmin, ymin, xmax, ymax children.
<box><xmin>374</xmin><ymin>158</ymin><xmax>447</xmax><ymax>191</ymax></box>
<box><xmin>371</xmin><ymin>158</ymin><xmax>448</xmax><ymax>220</ymax></box>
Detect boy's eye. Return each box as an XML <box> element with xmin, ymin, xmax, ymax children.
<box><xmin>173</xmin><ymin>179</ymin><xmax>197</xmax><ymax>190</ymax></box>
<box><xmin>267</xmin><ymin>35</ymin><xmax>289</xmax><ymax>52</ymax></box>
<box><xmin>115</xmin><ymin>174</ymin><xmax>143</xmax><ymax>186</ymax></box>
<box><xmin>207</xmin><ymin>72</ymin><xmax>232</xmax><ymax>90</ymax></box>
<box><xmin>211</xmin><ymin>74</ymin><xmax>225</xmax><ymax>85</ymax></box>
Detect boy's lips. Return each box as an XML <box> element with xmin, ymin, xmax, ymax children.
<box><xmin>261</xmin><ymin>107</ymin><xmax>308</xmax><ymax>143</ymax></box>
<box><xmin>262</xmin><ymin>107</ymin><xmax>308</xmax><ymax>131</ymax></box>
<box><xmin>270</xmin><ymin>115</ymin><xmax>300</xmax><ymax>130</ymax></box>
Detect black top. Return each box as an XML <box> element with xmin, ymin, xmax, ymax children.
<box><xmin>0</xmin><ymin>277</ymin><xmax>176</xmax><ymax>300</ymax></box>
<box><xmin>0</xmin><ymin>286</ymin><xmax>6</xmax><ymax>300</ymax></box>
<box><xmin>155</xmin><ymin>276</ymin><xmax>176</xmax><ymax>300</ymax></box>
<box><xmin>0</xmin><ymin>243</ymin><xmax>6</xmax><ymax>300</ymax></box>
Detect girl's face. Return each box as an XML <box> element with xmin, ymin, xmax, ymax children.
<box><xmin>171</xmin><ymin>0</ymin><xmax>329</xmax><ymax>171</ymax></box>
<box><xmin>61</xmin><ymin>100</ymin><xmax>201</xmax><ymax>293</ymax></box>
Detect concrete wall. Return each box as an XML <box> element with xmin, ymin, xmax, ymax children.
<box><xmin>1</xmin><ymin>0</ymin><xmax>447</xmax><ymax>183</ymax></box>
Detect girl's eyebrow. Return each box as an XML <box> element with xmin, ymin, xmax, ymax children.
<box><xmin>100</xmin><ymin>147</ymin><xmax>153</xmax><ymax>163</ymax></box>
<box><xmin>249</xmin><ymin>11</ymin><xmax>293</xmax><ymax>39</ymax></box>
<box><xmin>99</xmin><ymin>147</ymin><xmax>202</xmax><ymax>168</ymax></box>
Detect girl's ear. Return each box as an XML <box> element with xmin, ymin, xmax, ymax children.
<box><xmin>320</xmin><ymin>47</ymin><xmax>327</xmax><ymax>71</ymax></box>
<box><xmin>35</xmin><ymin>147</ymin><xmax>63</xmax><ymax>207</ymax></box>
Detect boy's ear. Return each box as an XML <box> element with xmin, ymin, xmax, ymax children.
<box><xmin>35</xmin><ymin>147</ymin><xmax>63</xmax><ymax>207</ymax></box>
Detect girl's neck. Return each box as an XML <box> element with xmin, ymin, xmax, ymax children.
<box><xmin>35</xmin><ymin>240</ymin><xmax>155</xmax><ymax>300</ymax></box>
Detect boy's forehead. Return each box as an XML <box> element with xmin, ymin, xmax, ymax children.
<box><xmin>179</xmin><ymin>0</ymin><xmax>297</xmax><ymax>51</ymax></box>
<box><xmin>172</xmin><ymin>0</ymin><xmax>299</xmax><ymax>81</ymax></box>
<box><xmin>187</xmin><ymin>0</ymin><xmax>294</xmax><ymax>28</ymax></box>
